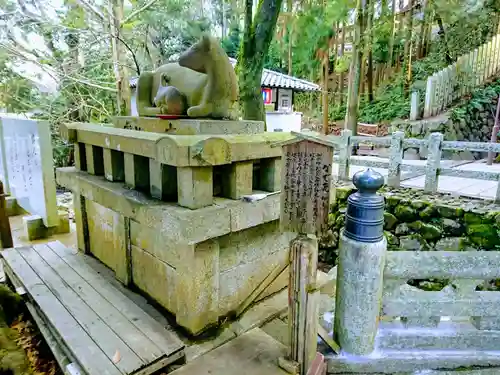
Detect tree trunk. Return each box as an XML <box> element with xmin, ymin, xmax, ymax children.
<box><xmin>322</xmin><ymin>52</ymin><xmax>329</xmax><ymax>135</ymax></box>
<box><xmin>386</xmin><ymin>0</ymin><xmax>396</xmax><ymax>79</ymax></box>
<box><xmin>436</xmin><ymin>13</ymin><xmax>452</xmax><ymax>64</ymax></box>
<box><xmin>109</xmin><ymin>0</ymin><xmax>131</xmax><ymax>116</ymax></box>
<box><xmin>403</xmin><ymin>0</ymin><xmax>414</xmax><ymax>97</ymax></box>
<box><xmin>287</xmin><ymin>0</ymin><xmax>293</xmax><ymax>75</ymax></box>
<box><xmin>366</xmin><ymin>0</ymin><xmax>374</xmax><ymax>102</ymax></box>
<box><xmin>345</xmin><ymin>0</ymin><xmax>365</xmax><ymax>135</ymax></box>
<box><xmin>339</xmin><ymin>21</ymin><xmax>346</xmax><ymax>107</ymax></box>
<box><xmin>395</xmin><ymin>0</ymin><xmax>404</xmax><ymax>73</ymax></box>
<box><xmin>331</xmin><ymin>22</ymin><xmax>339</xmax><ymax>107</ymax></box>
<box><xmin>239</xmin><ymin>0</ymin><xmax>284</xmax><ymax>122</ymax></box>
<box><xmin>417</xmin><ymin>0</ymin><xmax>428</xmax><ymax>58</ymax></box>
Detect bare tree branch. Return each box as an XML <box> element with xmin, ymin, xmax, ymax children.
<box><xmin>121</xmin><ymin>0</ymin><xmax>160</xmax><ymax>25</ymax></box>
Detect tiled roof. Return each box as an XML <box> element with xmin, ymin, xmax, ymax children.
<box><xmin>129</xmin><ymin>57</ymin><xmax>320</xmax><ymax>92</ymax></box>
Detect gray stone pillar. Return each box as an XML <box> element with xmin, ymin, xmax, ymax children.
<box><xmin>334</xmin><ymin>168</ymin><xmax>387</xmax><ymax>356</ymax></box>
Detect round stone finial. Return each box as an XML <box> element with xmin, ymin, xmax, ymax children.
<box><xmin>352</xmin><ymin>168</ymin><xmax>384</xmax><ymax>194</ymax></box>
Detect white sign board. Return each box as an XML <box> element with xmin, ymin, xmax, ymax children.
<box><xmin>0</xmin><ymin>116</ymin><xmax>58</xmax><ymax>227</ymax></box>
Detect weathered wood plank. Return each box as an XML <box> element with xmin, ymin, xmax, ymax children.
<box><xmin>31</xmin><ymin>244</ymin><xmax>163</xmax><ymax>363</ymax></box>
<box><xmin>169</xmin><ymin>329</ymin><xmax>288</xmax><ymax>375</ymax></box>
<box><xmin>384</xmin><ymin>251</ymin><xmax>500</xmax><ymax>279</ymax></box>
<box><xmin>1</xmin><ymin>248</ymin><xmax>121</xmax><ymax>375</ymax></box>
<box><xmin>47</xmin><ymin>241</ymin><xmax>184</xmax><ymax>356</ymax></box>
<box><xmin>383</xmin><ymin>291</ymin><xmax>500</xmax><ymax>317</ymax></box>
<box><xmin>17</xmin><ymin>246</ymin><xmax>143</xmax><ymax>374</ymax></box>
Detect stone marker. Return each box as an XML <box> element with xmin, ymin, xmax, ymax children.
<box><xmin>0</xmin><ymin>116</ymin><xmax>68</xmax><ymax>240</ymax></box>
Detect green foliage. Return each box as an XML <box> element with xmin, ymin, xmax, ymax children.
<box><xmin>221</xmin><ymin>25</ymin><xmax>242</xmax><ymax>58</ymax></box>
<box><xmin>450</xmin><ymin>78</ymin><xmax>500</xmax><ymax>124</ymax></box>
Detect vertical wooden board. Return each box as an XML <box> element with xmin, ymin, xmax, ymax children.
<box><xmin>1</xmin><ymin>248</ymin><xmax>122</xmax><ymax>375</ymax></box>
<box><xmin>280</xmin><ymin>140</ymin><xmax>333</xmax><ymax>236</ymax></box>
<box><xmin>31</xmin><ymin>243</ymin><xmax>163</xmax><ymax>363</ymax></box>
<box><xmin>47</xmin><ymin>241</ymin><xmax>185</xmax><ymax>356</ymax></box>
<box><xmin>17</xmin><ymin>246</ymin><xmax>143</xmax><ymax>374</ymax></box>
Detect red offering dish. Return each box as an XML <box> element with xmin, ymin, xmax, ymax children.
<box><xmin>156</xmin><ymin>114</ymin><xmax>189</xmax><ymax>119</ymax></box>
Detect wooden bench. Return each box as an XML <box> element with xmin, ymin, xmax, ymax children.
<box><xmin>1</xmin><ymin>241</ymin><xmax>185</xmax><ymax>375</ymax></box>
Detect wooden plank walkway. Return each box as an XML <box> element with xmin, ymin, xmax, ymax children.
<box><xmin>170</xmin><ymin>328</ymin><xmax>288</xmax><ymax>375</ymax></box>
<box><xmin>1</xmin><ymin>240</ymin><xmax>185</xmax><ymax>375</ymax></box>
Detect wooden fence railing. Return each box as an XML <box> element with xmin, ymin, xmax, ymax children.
<box><xmin>420</xmin><ymin>33</ymin><xmax>500</xmax><ymax>119</ymax></box>
<box><xmin>334</xmin><ymin>129</ymin><xmax>500</xmax><ymax>202</ymax></box>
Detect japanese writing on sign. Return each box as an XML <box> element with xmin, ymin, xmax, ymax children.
<box><xmin>280</xmin><ymin>140</ymin><xmax>333</xmax><ymax>236</ymax></box>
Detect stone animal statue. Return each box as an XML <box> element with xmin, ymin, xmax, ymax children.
<box><xmin>136</xmin><ymin>34</ymin><xmax>239</xmax><ymax>119</ymax></box>
<box><xmin>153</xmin><ymin>74</ymin><xmax>188</xmax><ymax>115</ymax></box>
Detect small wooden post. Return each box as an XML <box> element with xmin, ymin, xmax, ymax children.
<box><xmin>273</xmin><ymin>132</ymin><xmax>335</xmax><ymax>375</ymax></box>
<box><xmin>0</xmin><ymin>180</ymin><xmax>13</xmax><ymax>249</ymax></box>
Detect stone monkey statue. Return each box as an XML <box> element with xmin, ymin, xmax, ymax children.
<box><xmin>136</xmin><ymin>35</ymin><xmax>239</xmax><ymax>119</ymax></box>
<box><xmin>153</xmin><ymin>73</ymin><xmax>188</xmax><ymax>115</ymax></box>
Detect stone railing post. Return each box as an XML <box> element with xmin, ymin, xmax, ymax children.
<box><xmin>388</xmin><ymin>131</ymin><xmax>404</xmax><ymax>188</ymax></box>
<box><xmin>410</xmin><ymin>91</ymin><xmax>420</xmax><ymax>120</ymax></box>
<box><xmin>424</xmin><ymin>132</ymin><xmax>443</xmax><ymax>193</ymax></box>
<box><xmin>338</xmin><ymin>129</ymin><xmax>352</xmax><ymax>181</ymax></box>
<box><xmin>334</xmin><ymin>168</ymin><xmax>387</xmax><ymax>355</ymax></box>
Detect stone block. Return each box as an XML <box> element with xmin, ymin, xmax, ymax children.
<box><xmin>228</xmin><ymin>194</ymin><xmax>281</xmax><ymax>232</ymax></box>
<box><xmin>177</xmin><ymin>166</ymin><xmax>213</xmax><ymax>209</ymax></box>
<box><xmin>175</xmin><ymin>239</ymin><xmax>220</xmax><ymax>335</ymax></box>
<box><xmin>124</xmin><ymin>153</ymin><xmax>149</xmax><ymax>192</ymax></box>
<box><xmin>5</xmin><ymin>196</ymin><xmax>19</xmax><ymax>216</ymax></box>
<box><xmin>85</xmin><ymin>200</ymin><xmax>128</xmax><ymax>283</ymax></box>
<box><xmin>103</xmin><ymin>148</ymin><xmax>125</xmax><ymax>182</ymax></box>
<box><xmin>219</xmin><ymin>247</ymin><xmax>289</xmax><ymax>316</ymax></box>
<box><xmin>23</xmin><ymin>215</ymin><xmax>47</xmax><ymax>241</ymax></box>
<box><xmin>221</xmin><ymin>161</ymin><xmax>253</xmax><ymax>199</ymax></box>
<box><xmin>112</xmin><ymin>117</ymin><xmax>265</xmax><ymax>135</ymax></box>
<box><xmin>149</xmin><ymin>160</ymin><xmax>177</xmax><ymax>201</ymax></box>
<box><xmin>259</xmin><ymin>157</ymin><xmax>282</xmax><ymax>192</ymax></box>
<box><xmin>131</xmin><ymin>245</ymin><xmax>177</xmax><ymax>312</ymax></box>
<box><xmin>52</xmin><ymin>211</ymin><xmax>70</xmax><ymax>235</ymax></box>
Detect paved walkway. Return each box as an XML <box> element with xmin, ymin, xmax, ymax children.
<box><xmin>333</xmin><ymin>157</ymin><xmax>500</xmax><ymax>200</ymax></box>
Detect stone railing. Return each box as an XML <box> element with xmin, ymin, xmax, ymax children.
<box><xmin>329</xmin><ymin>169</ymin><xmax>500</xmax><ymax>373</ymax></box>
<box><xmin>60</xmin><ymin>122</ymin><xmax>291</xmax><ymax>209</ymax></box>
<box><xmin>334</xmin><ymin>129</ymin><xmax>500</xmax><ymax>202</ymax></box>
<box><xmin>416</xmin><ymin>33</ymin><xmax>500</xmax><ymax>119</ymax></box>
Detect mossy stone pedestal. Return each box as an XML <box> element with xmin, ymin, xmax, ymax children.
<box><xmin>57</xmin><ymin>119</ymin><xmax>292</xmax><ymax>336</ymax></box>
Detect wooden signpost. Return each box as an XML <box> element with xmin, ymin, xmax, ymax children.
<box><xmin>273</xmin><ymin>131</ymin><xmax>335</xmax><ymax>375</ymax></box>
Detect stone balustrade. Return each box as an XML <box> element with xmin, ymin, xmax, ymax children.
<box><xmin>60</xmin><ymin>122</ymin><xmax>291</xmax><ymax>209</ymax></box>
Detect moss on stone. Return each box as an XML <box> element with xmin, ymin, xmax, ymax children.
<box><xmin>434</xmin><ymin>237</ymin><xmax>468</xmax><ymax>251</ymax></box>
<box><xmin>467</xmin><ymin>224</ymin><xmax>500</xmax><ymax>249</ymax></box>
<box><xmin>420</xmin><ymin>222</ymin><xmax>442</xmax><ymax>241</ymax></box>
<box><xmin>437</xmin><ymin>205</ymin><xmax>464</xmax><ymax>219</ymax></box>
<box><xmin>384</xmin><ymin>212</ymin><xmax>398</xmax><ymax>230</ymax></box>
<box><xmin>336</xmin><ymin>188</ymin><xmax>353</xmax><ymax>201</ymax></box>
<box><xmin>399</xmin><ymin>234</ymin><xmax>430</xmax><ymax>251</ymax></box>
<box><xmin>394</xmin><ymin>205</ymin><xmax>417</xmax><ymax>222</ymax></box>
<box><xmin>419</xmin><ymin>206</ymin><xmax>437</xmax><ymax>221</ymax></box>
<box><xmin>385</xmin><ymin>196</ymin><xmax>401</xmax><ymax>209</ymax></box>
<box><xmin>464</xmin><ymin>212</ymin><xmax>485</xmax><ymax>225</ymax></box>
<box><xmin>384</xmin><ymin>231</ymin><xmax>399</xmax><ymax>247</ymax></box>
<box><xmin>411</xmin><ymin>200</ymin><xmax>430</xmax><ymax>210</ymax></box>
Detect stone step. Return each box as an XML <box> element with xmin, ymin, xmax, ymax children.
<box><xmin>376</xmin><ymin>326</ymin><xmax>500</xmax><ymax>351</ymax></box>
<box><xmin>326</xmin><ymin>350</ymin><xmax>500</xmax><ymax>374</ymax></box>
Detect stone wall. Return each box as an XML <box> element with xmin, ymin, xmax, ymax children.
<box><xmin>321</xmin><ymin>185</ymin><xmax>500</xmax><ymax>267</ymax></box>
<box><xmin>391</xmin><ymin>85</ymin><xmax>500</xmax><ymax>160</ymax></box>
